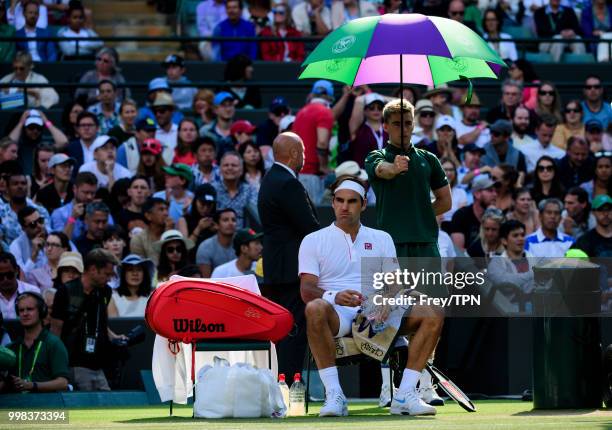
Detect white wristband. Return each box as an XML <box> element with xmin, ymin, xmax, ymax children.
<box><xmin>322</xmin><ymin>290</ymin><xmax>337</xmax><ymax>305</ymax></box>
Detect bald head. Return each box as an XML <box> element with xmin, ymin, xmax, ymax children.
<box><xmin>273</xmin><ymin>132</ymin><xmax>305</xmax><ymax>173</ymax></box>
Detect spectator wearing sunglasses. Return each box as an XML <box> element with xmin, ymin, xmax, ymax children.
<box><xmin>447</xmin><ymin>0</ymin><xmax>481</xmax><ymax>35</ymax></box>
<box><xmin>259</xmin><ymin>4</ymin><xmax>305</xmax><ymax>62</ymax></box>
<box><xmin>9</xmin><ymin>206</ymin><xmax>48</xmax><ymax>273</ymax></box>
<box><xmin>0</xmin><ymin>51</ymin><xmax>59</xmax><ymax>109</ymax></box>
<box><xmin>0</xmin><ymin>252</ymin><xmax>40</xmax><ymax>320</ymax></box>
<box><xmin>557</xmin><ymin>136</ymin><xmax>594</xmax><ymax>190</ymax></box>
<box><xmin>57</xmin><ymin>1</ymin><xmax>102</xmax><ymax>59</ymax></box>
<box><xmin>552</xmin><ymin>99</ymin><xmax>585</xmax><ymax>150</ymax></box>
<box><xmin>481</xmin><ymin>119</ymin><xmax>528</xmax><ymax>175</ymax></box>
<box><xmin>581</xmin><ymin>75</ymin><xmax>611</xmax><ymax>129</ymax></box>
<box><xmin>412</xmin><ymin>99</ymin><xmax>437</xmax><ymax>148</ymax></box>
<box><xmin>529</xmin><ymin>155</ymin><xmax>566</xmax><ymax>205</ymax></box>
<box><xmin>349</xmin><ymin>93</ymin><xmax>388</xmax><ymax>168</ymax></box>
<box><xmin>155</xmin><ymin>230</ymin><xmax>194</xmax><ymax>282</ymax></box>
<box><xmin>74</xmin><ymin>47</ymin><xmax>130</xmax><ymax>106</ymax></box>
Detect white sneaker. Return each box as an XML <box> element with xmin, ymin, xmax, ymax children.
<box><xmin>319</xmin><ymin>390</ymin><xmax>348</xmax><ymax>417</ymax></box>
<box><xmin>418</xmin><ymin>369</ymin><xmax>445</xmax><ymax>406</ymax></box>
<box><xmin>390</xmin><ymin>389</ymin><xmax>437</xmax><ymax>416</ymax></box>
<box><xmin>378</xmin><ymin>383</ymin><xmax>397</xmax><ymax>408</ymax></box>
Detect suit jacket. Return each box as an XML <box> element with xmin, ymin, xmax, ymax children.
<box><xmin>258</xmin><ymin>163</ymin><xmax>320</xmax><ymax>286</ymax></box>
<box><xmin>15</xmin><ymin>27</ymin><xmax>57</xmax><ymax>62</ymax></box>
<box><xmin>534</xmin><ymin>6</ymin><xmax>581</xmax><ymax>37</ymax></box>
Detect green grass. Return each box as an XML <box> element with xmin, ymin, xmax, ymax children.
<box><xmin>0</xmin><ymin>401</ymin><xmax>611</xmax><ymax>429</ymax></box>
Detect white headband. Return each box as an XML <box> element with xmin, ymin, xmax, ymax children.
<box><xmin>334</xmin><ymin>180</ymin><xmax>365</xmax><ymax>199</ymax></box>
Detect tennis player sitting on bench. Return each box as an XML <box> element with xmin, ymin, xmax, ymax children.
<box><xmin>299</xmin><ymin>176</ymin><xmax>444</xmax><ymax>417</ymax></box>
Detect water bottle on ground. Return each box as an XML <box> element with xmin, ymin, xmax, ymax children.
<box><xmin>288</xmin><ymin>373</ymin><xmax>306</xmax><ymax>416</ymax></box>
<box><xmin>278</xmin><ymin>373</ymin><xmax>290</xmax><ymax>412</ymax></box>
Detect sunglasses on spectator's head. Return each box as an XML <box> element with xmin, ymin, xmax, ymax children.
<box><xmin>0</xmin><ymin>271</ymin><xmax>15</xmax><ymax>281</ymax></box>
<box><xmin>584</xmin><ymin>84</ymin><xmax>602</xmax><ymax>90</ymax></box>
<box><xmin>595</xmin><ymin>151</ymin><xmax>612</xmax><ymax>158</ymax></box>
<box><xmin>538</xmin><ymin>90</ymin><xmax>555</xmax><ymax>96</ymax></box>
<box><xmin>537</xmin><ymin>164</ymin><xmax>554</xmax><ymax>172</ymax></box>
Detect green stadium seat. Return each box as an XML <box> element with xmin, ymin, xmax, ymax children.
<box><xmin>504</xmin><ymin>26</ymin><xmax>533</xmax><ymax>40</ymax></box>
<box><xmin>525</xmin><ymin>52</ymin><xmax>554</xmax><ymax>63</ymax></box>
<box><xmin>561</xmin><ymin>53</ymin><xmax>596</xmax><ymax>63</ymax></box>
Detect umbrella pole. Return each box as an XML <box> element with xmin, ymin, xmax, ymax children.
<box><xmin>400</xmin><ymin>54</ymin><xmax>405</xmax><ymax>154</ymax></box>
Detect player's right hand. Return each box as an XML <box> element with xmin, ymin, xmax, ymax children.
<box><xmin>393</xmin><ymin>155</ymin><xmax>409</xmax><ymax>174</ymax></box>
<box><xmin>335</xmin><ymin>290</ymin><xmax>363</xmax><ymax>307</ymax></box>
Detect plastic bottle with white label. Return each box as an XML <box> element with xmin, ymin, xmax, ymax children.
<box><xmin>288</xmin><ymin>373</ymin><xmax>306</xmax><ymax>416</ymax></box>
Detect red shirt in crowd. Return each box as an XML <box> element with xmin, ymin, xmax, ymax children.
<box><xmin>292</xmin><ymin>101</ymin><xmax>334</xmax><ymax>175</ymax></box>
<box><xmin>259</xmin><ymin>27</ymin><xmax>305</xmax><ymax>63</ymax></box>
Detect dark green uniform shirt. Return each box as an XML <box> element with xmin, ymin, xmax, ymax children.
<box><xmin>365</xmin><ymin>143</ymin><xmax>448</xmax><ymax>244</ymax></box>
<box><xmin>8</xmin><ymin>329</ymin><xmax>70</xmax><ymax>384</ymax></box>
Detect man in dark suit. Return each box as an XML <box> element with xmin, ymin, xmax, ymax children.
<box><xmin>534</xmin><ymin>0</ymin><xmax>585</xmax><ymax>62</ymax></box>
<box><xmin>258</xmin><ymin>132</ymin><xmax>320</xmax><ymax>378</ymax></box>
<box><xmin>65</xmin><ymin>112</ymin><xmax>100</xmax><ymax>176</ymax></box>
<box><xmin>15</xmin><ymin>1</ymin><xmax>57</xmax><ymax>62</ymax></box>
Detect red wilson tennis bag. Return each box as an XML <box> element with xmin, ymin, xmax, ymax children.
<box><xmin>145</xmin><ymin>278</ymin><xmax>294</xmax><ymax>344</ymax></box>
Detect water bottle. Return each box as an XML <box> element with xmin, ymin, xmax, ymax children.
<box><xmin>361</xmin><ymin>296</ymin><xmax>387</xmax><ymax>333</ymax></box>
<box><xmin>288</xmin><ymin>373</ymin><xmax>306</xmax><ymax>416</ymax></box>
<box><xmin>278</xmin><ymin>373</ymin><xmax>290</xmax><ymax>411</ymax></box>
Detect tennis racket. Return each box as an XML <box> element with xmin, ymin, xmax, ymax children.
<box><xmin>426</xmin><ymin>364</ymin><xmax>476</xmax><ymax>412</ymax></box>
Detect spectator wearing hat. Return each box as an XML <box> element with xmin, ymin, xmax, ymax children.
<box><xmin>422</xmin><ymin>85</ymin><xmax>456</xmax><ymax>118</ymax></box>
<box><xmin>524</xmin><ymin>198</ymin><xmax>574</xmax><ymax>257</ymax></box>
<box><xmin>212</xmin><ymin>0</ymin><xmax>257</xmax><ymax>61</ymax></box>
<box><xmin>148</xmin><ymin>92</ymin><xmax>179</xmax><ymax>166</ymax></box>
<box><xmin>24</xmin><ymin>232</ymin><xmax>71</xmax><ymax>293</ymax></box>
<box><xmin>585</xmin><ymin>119</ymin><xmax>606</xmax><ymax>153</ymax></box>
<box><xmin>177</xmin><ymin>183</ymin><xmax>218</xmax><ymax>248</ymax></box>
<box><xmin>7</xmin><ymin>109</ymin><xmax>67</xmax><ymax>175</ymax></box>
<box><xmin>425</xmin><ymin>115</ymin><xmax>460</xmax><ymax>166</ymax></box>
<box><xmin>130</xmin><ymin>197</ymin><xmax>170</xmax><ymax>264</ymax></box>
<box><xmin>572</xmin><ymin>194</ymin><xmax>612</xmax><ymax>257</ymax></box>
<box><xmin>155</xmin><ymin>230</ymin><xmax>195</xmax><ymax>282</ymax></box>
<box><xmin>196</xmin><ymin>208</ymin><xmax>238</xmax><ymax>277</ymax></box>
<box><xmin>0</xmin><ymin>252</ymin><xmax>40</xmax><ymax>320</ymax></box>
<box><xmin>191</xmin><ymin>137</ymin><xmax>221</xmax><ymax>187</ymax></box>
<box><xmin>230</xmin><ymin>119</ymin><xmax>256</xmax><ymax>147</ymax></box>
<box><xmin>116</xmin><ymin>118</ymin><xmax>157</xmax><ymax>174</ymax></box>
<box><xmin>157</xmin><ymin>54</ymin><xmax>196</xmax><ymax>111</ymax></box>
<box><xmin>456</xmin><ymin>93</ymin><xmax>491</xmax><ymax>149</ymax></box>
<box><xmin>196</xmin><ymin>0</ymin><xmax>227</xmax><ymax>60</ymax></box>
<box><xmin>64</xmin><ymin>111</ymin><xmax>100</xmax><ymax>169</ymax></box>
<box><xmin>78</xmin><ymin>135</ymin><xmax>132</xmax><ymax>190</ymax></box>
<box><xmin>292</xmin><ymin>0</ymin><xmax>331</xmax><ymax>36</ymax></box>
<box><xmin>349</xmin><ymin>93</ymin><xmax>387</xmax><ymax>168</ymax></box>
<box><xmin>199</xmin><ymin>92</ymin><xmax>236</xmax><ymax>162</ymax></box>
<box><xmin>412</xmin><ymin>99</ymin><xmax>437</xmax><ymax>148</ymax></box>
<box><xmin>557</xmin><ymin>135</ymin><xmax>594</xmax><ymax>190</ymax></box>
<box><xmin>519</xmin><ymin>115</ymin><xmax>565</xmax><ymax>173</ymax></box>
<box><xmin>279</xmin><ymin>115</ymin><xmax>296</xmax><ymax>133</ymax></box>
<box><xmin>14</xmin><ymin>1</ymin><xmax>56</xmax><ymax>62</ymax></box>
<box><xmin>136</xmin><ymin>138</ymin><xmax>166</xmax><ymax>192</ymax></box>
<box><xmin>481</xmin><ymin>119</ymin><xmax>527</xmax><ymax>174</ymax></box>
<box><xmin>511</xmin><ymin>106</ymin><xmax>537</xmax><ymax>148</ymax></box>
<box><xmin>107</xmin><ymin>254</ymin><xmax>154</xmax><ymax>318</ymax></box>
<box><xmin>211</xmin><ymin>227</ymin><xmax>262</xmax><ymax>278</ymax></box>
<box><xmin>581</xmin><ymin>75</ymin><xmax>611</xmax><ymax>130</ymax></box>
<box><xmin>34</xmin><ymin>154</ymin><xmax>76</xmax><ymax>214</ymax></box>
<box><xmin>74</xmin><ymin>47</ymin><xmax>130</xmax><ymax>106</ymax></box>
<box><xmin>56</xmin><ymin>1</ymin><xmax>103</xmax><ymax>59</ymax></box>
<box><xmin>213</xmin><ymin>151</ymin><xmax>259</xmax><ymax>228</ymax></box>
<box><xmin>257</xmin><ymin>97</ymin><xmax>291</xmax><ymax>149</ymax></box>
<box><xmin>153</xmin><ymin>163</ymin><xmax>194</xmax><ymax>224</ymax></box>
<box><xmin>56</xmin><ymin>251</ymin><xmax>83</xmax><ymax>287</ymax></box>
<box><xmin>292</xmin><ymin>80</ymin><xmax>335</xmax><ymax>203</ymax></box>
<box><xmin>87</xmin><ymin>80</ymin><xmax>121</xmax><ymax>134</ymax></box>
<box><xmin>73</xmin><ymin>201</ymin><xmax>111</xmax><ymax>257</ymax></box>
<box><xmin>486</xmin><ymin>80</ymin><xmax>522</xmax><ymax>125</ymax></box>
<box><xmin>115</xmin><ymin>176</ymin><xmax>150</xmax><ymax>232</ymax></box>
<box><xmin>0</xmin><ymin>51</ymin><xmax>59</xmax><ymax>109</ymax></box>
<box><xmin>450</xmin><ymin>175</ymin><xmax>498</xmax><ymax>251</ymax></box>
<box><xmin>137</xmin><ymin>78</ymin><xmax>184</xmax><ymax>127</ymax></box>
<box><xmin>259</xmin><ymin>4</ymin><xmax>305</xmax><ymax>62</ymax></box>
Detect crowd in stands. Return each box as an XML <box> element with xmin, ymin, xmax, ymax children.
<box><xmin>0</xmin><ymin>0</ymin><xmax>611</xmax><ymax>394</ymax></box>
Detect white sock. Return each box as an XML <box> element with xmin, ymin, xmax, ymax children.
<box><xmin>419</xmin><ymin>368</ymin><xmax>432</xmax><ymax>389</ymax></box>
<box><xmin>398</xmin><ymin>369</ymin><xmax>421</xmax><ymax>393</ymax></box>
<box><xmin>380</xmin><ymin>363</ymin><xmax>391</xmax><ymax>387</ymax></box>
<box><xmin>319</xmin><ymin>366</ymin><xmax>342</xmax><ymax>396</ymax></box>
